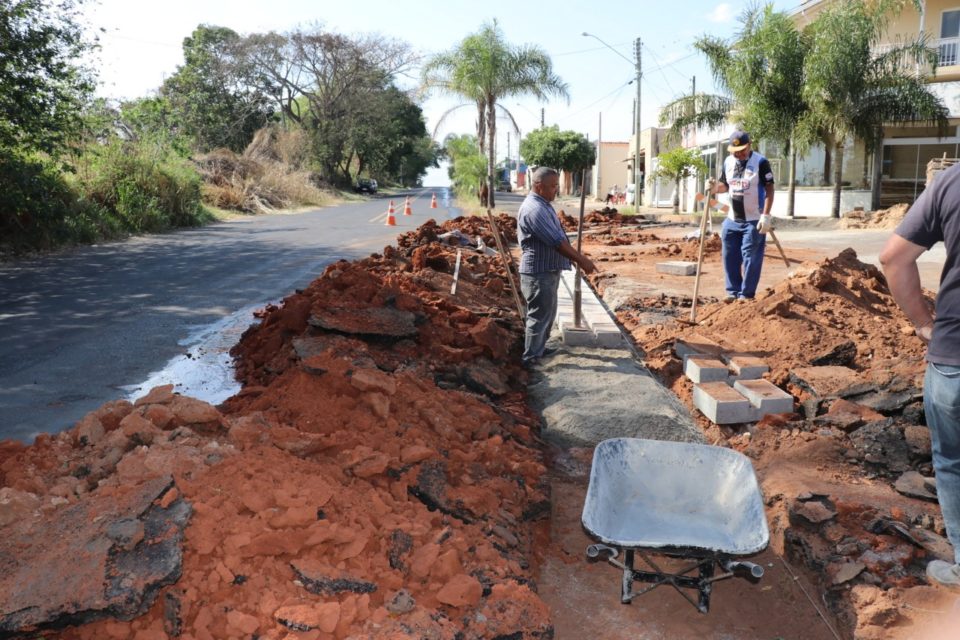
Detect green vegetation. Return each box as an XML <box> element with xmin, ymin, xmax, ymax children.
<box><xmin>659</xmin><ymin>0</ymin><xmax>948</xmax><ymax>218</ymax></box>
<box><xmin>520</xmin><ymin>126</ymin><xmax>595</xmax><ymax>176</ymax></box>
<box><xmin>801</xmin><ymin>0</ymin><xmax>947</xmax><ymax>217</ymax></box>
<box><xmin>653</xmin><ymin>147</ymin><xmax>708</xmax><ymax>214</ymax></box>
<box><xmin>422</xmin><ymin>20</ymin><xmax>568</xmax><ymax>208</ymax></box>
<box><xmin>0</xmin><ymin>5</ymin><xmax>439</xmax><ymax>255</ymax></box>
<box><xmin>443</xmin><ymin>134</ymin><xmax>487</xmax><ymax>202</ymax></box>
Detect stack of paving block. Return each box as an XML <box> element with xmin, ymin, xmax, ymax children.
<box><xmin>676</xmin><ymin>333</ymin><xmax>794</xmax><ymax>424</ymax></box>
<box><xmin>555</xmin><ymin>270</ymin><xmax>623</xmax><ymax>348</ymax></box>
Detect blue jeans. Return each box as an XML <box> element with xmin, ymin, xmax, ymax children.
<box><xmin>925</xmin><ymin>362</ymin><xmax>960</xmax><ymax>564</ymax></box>
<box><xmin>721</xmin><ymin>218</ymin><xmax>766</xmax><ymax>299</ymax></box>
<box><xmin>520</xmin><ymin>271</ymin><xmax>561</xmax><ymax>361</ymax></box>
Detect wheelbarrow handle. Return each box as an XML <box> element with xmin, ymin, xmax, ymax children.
<box><xmin>721</xmin><ymin>560</ymin><xmax>764</xmax><ymax>579</ymax></box>
<box><xmin>586</xmin><ymin>544</ymin><xmax>619</xmax><ymax>560</ymax></box>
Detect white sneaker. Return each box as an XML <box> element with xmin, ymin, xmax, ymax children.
<box><xmin>926</xmin><ymin>560</ymin><xmax>960</xmax><ymax>589</ymax></box>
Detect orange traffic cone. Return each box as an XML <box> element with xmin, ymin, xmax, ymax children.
<box><xmin>385</xmin><ymin>201</ymin><xmax>396</xmax><ymax>226</ymax></box>
<box><xmin>430</xmin><ymin>193</ymin><xmax>438</xmax><ymax>209</ymax></box>
<box><xmin>403</xmin><ymin>196</ymin><xmax>412</xmax><ymax>216</ymax></box>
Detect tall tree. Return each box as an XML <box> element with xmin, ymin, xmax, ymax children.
<box><xmin>161</xmin><ymin>25</ymin><xmax>273</xmax><ymax>153</ymax></box>
<box><xmin>802</xmin><ymin>0</ymin><xmax>948</xmax><ymax>217</ymax></box>
<box><xmin>238</xmin><ymin>25</ymin><xmax>416</xmax><ymax>185</ymax></box>
<box><xmin>422</xmin><ymin>21</ymin><xmax>568</xmax><ymax>208</ymax></box>
<box><xmin>0</xmin><ymin>0</ymin><xmax>96</xmax><ymax>154</ymax></box>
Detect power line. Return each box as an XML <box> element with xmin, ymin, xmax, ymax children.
<box><xmin>553</xmin><ymin>41</ymin><xmax>634</xmax><ymax>57</ymax></box>
<box><xmin>557</xmin><ymin>79</ymin><xmax>634</xmax><ymax>122</ymax></box>
<box><xmin>642</xmin><ymin>43</ymin><xmax>678</xmax><ymax>95</ymax></box>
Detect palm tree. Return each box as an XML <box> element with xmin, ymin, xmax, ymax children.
<box><xmin>802</xmin><ymin>0</ymin><xmax>948</xmax><ymax>217</ymax></box>
<box><xmin>660</xmin><ymin>4</ymin><xmax>808</xmax><ymax>218</ymax></box>
<box><xmin>422</xmin><ymin>21</ymin><xmax>569</xmax><ymax>208</ymax></box>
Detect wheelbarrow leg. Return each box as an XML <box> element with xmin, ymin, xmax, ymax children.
<box><xmin>697</xmin><ymin>560</ymin><xmax>716</xmax><ymax>613</ymax></box>
<box><xmin>621</xmin><ymin>550</ymin><xmax>635</xmax><ymax>604</ymax></box>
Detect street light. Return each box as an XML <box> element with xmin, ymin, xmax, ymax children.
<box><xmin>582</xmin><ymin>32</ymin><xmax>642</xmax><ymax>207</ymax></box>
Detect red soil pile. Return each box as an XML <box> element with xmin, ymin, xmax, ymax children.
<box><xmin>842</xmin><ymin>203</ymin><xmax>910</xmax><ymax>230</ymax></box>
<box><xmin>647</xmin><ymin>233</ymin><xmax>722</xmax><ymax>261</ymax></box>
<box><xmin>620</xmin><ymin>248</ymin><xmax>928</xmax><ymax>406</ymax></box>
<box><xmin>0</xmin><ymin>219</ymin><xmax>555</xmax><ymax>639</ymax></box>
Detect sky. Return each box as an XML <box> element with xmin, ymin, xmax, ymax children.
<box><xmin>81</xmin><ymin>0</ymin><xmax>803</xmax><ymax>182</ymax></box>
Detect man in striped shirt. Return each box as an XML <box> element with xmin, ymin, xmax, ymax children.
<box><xmin>517</xmin><ymin>167</ymin><xmax>596</xmax><ymax>364</ymax></box>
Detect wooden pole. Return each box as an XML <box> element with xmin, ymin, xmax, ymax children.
<box><xmin>689</xmin><ymin>189</ymin><xmax>712</xmax><ymax>323</ymax></box>
<box><xmin>574</xmin><ymin>168</ymin><xmax>588</xmax><ymax>327</ymax></box>
<box><xmin>768</xmin><ymin>228</ymin><xmax>790</xmax><ymax>268</ymax></box>
<box><xmin>486</xmin><ymin>209</ymin><xmax>526</xmax><ymax>320</ymax></box>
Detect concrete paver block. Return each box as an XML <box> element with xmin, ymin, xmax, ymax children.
<box><xmin>734</xmin><ymin>379</ymin><xmax>795</xmax><ymax>415</ymax></box>
<box><xmin>674</xmin><ymin>333</ymin><xmax>726</xmax><ymax>362</ymax></box>
<box><xmin>685</xmin><ymin>357</ymin><xmax>730</xmax><ymax>384</ymax></box>
<box><xmin>562</xmin><ymin>326</ymin><xmax>596</xmax><ymax>347</ymax></box>
<box><xmin>656</xmin><ymin>261</ymin><xmax>698</xmax><ymax>276</ymax></box>
<box><xmin>693</xmin><ymin>382</ymin><xmax>756</xmax><ymax>424</ymax></box>
<box><xmin>726</xmin><ymin>355</ymin><xmax>770</xmax><ymax>379</ymax></box>
<box><xmin>593</xmin><ymin>330</ymin><xmax>624</xmax><ymax>348</ymax></box>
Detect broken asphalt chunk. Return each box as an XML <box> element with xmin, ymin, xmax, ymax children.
<box><xmin>0</xmin><ymin>476</ymin><xmax>191</xmax><ymax>636</ymax></box>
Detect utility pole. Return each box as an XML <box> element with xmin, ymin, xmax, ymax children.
<box><xmin>634</xmin><ymin>38</ymin><xmax>642</xmax><ymax>208</ymax></box>
<box><xmin>597</xmin><ymin>112</ymin><xmax>602</xmax><ymax>199</ymax></box>
<box><xmin>541</xmin><ymin>108</ymin><xmax>545</xmax><ymax>128</ymax></box>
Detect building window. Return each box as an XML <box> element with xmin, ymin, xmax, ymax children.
<box><xmin>940</xmin><ymin>10</ymin><xmax>960</xmax><ymax>65</ymax></box>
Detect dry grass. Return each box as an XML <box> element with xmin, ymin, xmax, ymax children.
<box><xmin>194</xmin><ymin>134</ymin><xmax>332</xmax><ymax>214</ymax></box>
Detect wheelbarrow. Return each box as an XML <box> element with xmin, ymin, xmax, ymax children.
<box><xmin>581</xmin><ymin>438</ymin><xmax>770</xmax><ymax>613</ymax></box>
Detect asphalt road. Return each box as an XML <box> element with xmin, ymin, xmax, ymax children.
<box><xmin>0</xmin><ymin>187</ymin><xmax>459</xmax><ymax>442</ymax></box>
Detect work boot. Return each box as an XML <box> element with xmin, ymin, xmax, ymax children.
<box><xmin>926</xmin><ymin>560</ymin><xmax>960</xmax><ymax>589</ymax></box>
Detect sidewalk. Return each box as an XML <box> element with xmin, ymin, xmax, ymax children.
<box><xmin>527</xmin><ymin>275</ymin><xmax>837</xmax><ymax>640</ymax></box>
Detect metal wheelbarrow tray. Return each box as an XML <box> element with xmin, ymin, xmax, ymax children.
<box><xmin>582</xmin><ymin>438</ymin><xmax>770</xmax><ymax>613</ymax></box>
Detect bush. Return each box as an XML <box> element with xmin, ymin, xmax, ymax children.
<box><xmin>0</xmin><ymin>151</ymin><xmax>84</xmax><ymax>252</ymax></box>
<box><xmin>73</xmin><ymin>139</ymin><xmax>207</xmax><ymax>232</ymax></box>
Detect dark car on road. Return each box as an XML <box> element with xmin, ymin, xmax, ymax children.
<box><xmin>355</xmin><ymin>178</ymin><xmax>378</xmax><ymax>194</ymax></box>
<box><xmin>496</xmin><ymin>179</ymin><xmax>512</xmax><ymax>192</ymax></box>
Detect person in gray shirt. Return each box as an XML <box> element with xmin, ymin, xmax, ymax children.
<box><xmin>517</xmin><ymin>167</ymin><xmax>596</xmax><ymax>364</ymax></box>
<box><xmin>881</xmin><ymin>162</ymin><xmax>960</xmax><ymax>590</ymax></box>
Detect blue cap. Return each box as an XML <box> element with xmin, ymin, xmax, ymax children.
<box><xmin>728</xmin><ymin>130</ymin><xmax>751</xmax><ymax>152</ymax></box>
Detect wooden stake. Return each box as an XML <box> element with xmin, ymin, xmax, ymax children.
<box><xmin>574</xmin><ymin>168</ymin><xmax>587</xmax><ymax>328</ymax></box>
<box><xmin>486</xmin><ymin>209</ymin><xmax>526</xmax><ymax>320</ymax></box>
<box><xmin>689</xmin><ymin>190</ymin><xmax>712</xmax><ymax>324</ymax></box>
<box><xmin>450</xmin><ymin>248</ymin><xmax>462</xmax><ymax>295</ymax></box>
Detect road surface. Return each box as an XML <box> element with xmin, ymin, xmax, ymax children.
<box><xmin>0</xmin><ymin>188</ymin><xmax>458</xmax><ymax>442</ymax></box>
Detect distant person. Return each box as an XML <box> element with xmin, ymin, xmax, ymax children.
<box><xmin>605</xmin><ymin>184</ymin><xmax>618</xmax><ymax>205</ymax></box>
<box><xmin>517</xmin><ymin>167</ymin><xmax>596</xmax><ymax>364</ymax></box>
<box><xmin>709</xmin><ymin>130</ymin><xmax>775</xmax><ymax>301</ymax></box>
<box><xmin>880</xmin><ymin>162</ymin><xmax>960</xmax><ymax>590</ymax></box>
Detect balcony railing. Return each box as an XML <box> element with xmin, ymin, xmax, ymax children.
<box><xmin>939</xmin><ymin>37</ymin><xmax>960</xmax><ymax>66</ymax></box>
<box><xmin>872</xmin><ymin>37</ymin><xmax>960</xmax><ymax>71</ymax></box>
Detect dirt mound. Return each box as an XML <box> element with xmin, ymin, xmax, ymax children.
<box><xmin>649</xmin><ymin>233</ymin><xmax>721</xmax><ymax>261</ymax></box>
<box><xmin>398</xmin><ymin>215</ymin><xmax>517</xmax><ymax>251</ymax></box>
<box><xmin>842</xmin><ymin>203</ymin><xmax>910</xmax><ymax>230</ymax></box>
<box><xmin>633</xmin><ymin>248</ymin><xmax>928</xmax><ymax>392</ymax></box>
<box><xmin>0</xmin><ymin>225</ymin><xmax>553</xmax><ymax>638</ymax></box>
<box><xmin>557</xmin><ymin>209</ymin><xmax>634</xmax><ymax>232</ymax></box>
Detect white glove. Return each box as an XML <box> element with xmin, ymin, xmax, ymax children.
<box><xmin>757</xmin><ymin>214</ymin><xmax>772</xmax><ymax>234</ymax></box>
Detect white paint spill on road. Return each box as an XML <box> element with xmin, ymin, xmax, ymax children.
<box><xmin>123</xmin><ymin>302</ymin><xmax>267</xmax><ymax>405</ymax></box>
